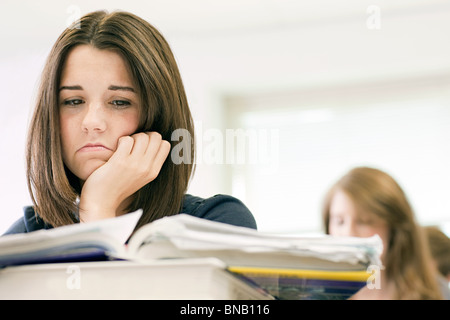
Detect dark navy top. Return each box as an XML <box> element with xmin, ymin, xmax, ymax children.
<box><xmin>3</xmin><ymin>194</ymin><xmax>257</xmax><ymax>235</ymax></box>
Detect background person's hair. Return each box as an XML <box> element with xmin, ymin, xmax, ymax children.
<box><xmin>423</xmin><ymin>225</ymin><xmax>450</xmax><ymax>278</ymax></box>
<box><xmin>322</xmin><ymin>167</ymin><xmax>442</xmax><ymax>299</ymax></box>
<box><xmin>27</xmin><ymin>10</ymin><xmax>195</xmax><ymax>230</ymax></box>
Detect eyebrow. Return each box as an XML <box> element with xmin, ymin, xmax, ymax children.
<box><xmin>58</xmin><ymin>85</ymin><xmax>136</xmax><ymax>92</ymax></box>
<box><xmin>59</xmin><ymin>85</ymin><xmax>82</xmax><ymax>91</ymax></box>
<box><xmin>108</xmin><ymin>85</ymin><xmax>135</xmax><ymax>92</ymax></box>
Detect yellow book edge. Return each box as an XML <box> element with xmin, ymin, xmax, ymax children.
<box><xmin>228</xmin><ymin>266</ymin><xmax>370</xmax><ymax>282</ymax></box>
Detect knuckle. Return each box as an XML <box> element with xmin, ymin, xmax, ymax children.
<box><xmin>162</xmin><ymin>140</ymin><xmax>171</xmax><ymax>152</ymax></box>
<box><xmin>119</xmin><ymin>135</ymin><xmax>133</xmax><ymax>144</ymax></box>
<box><xmin>134</xmin><ymin>132</ymin><xmax>149</xmax><ymax>142</ymax></box>
<box><xmin>150</xmin><ymin>131</ymin><xmax>162</xmax><ymax>141</ymax></box>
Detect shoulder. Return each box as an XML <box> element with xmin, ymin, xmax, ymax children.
<box><xmin>2</xmin><ymin>206</ymin><xmax>51</xmax><ymax>236</ymax></box>
<box><xmin>181</xmin><ymin>194</ymin><xmax>257</xmax><ymax>230</ymax></box>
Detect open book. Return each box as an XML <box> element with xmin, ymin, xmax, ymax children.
<box><xmin>0</xmin><ymin>210</ymin><xmax>143</xmax><ymax>266</ymax></box>
<box><xmin>127</xmin><ymin>213</ymin><xmax>382</xmax><ymax>270</ymax></box>
<box><xmin>0</xmin><ymin>212</ymin><xmax>382</xmax><ymax>299</ymax></box>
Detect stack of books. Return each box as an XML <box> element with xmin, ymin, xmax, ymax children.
<box><xmin>127</xmin><ymin>213</ymin><xmax>382</xmax><ymax>300</ymax></box>
<box><xmin>0</xmin><ymin>211</ymin><xmax>382</xmax><ymax>300</ymax></box>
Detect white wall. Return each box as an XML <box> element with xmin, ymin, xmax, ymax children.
<box><xmin>1</xmin><ymin>1</ymin><xmax>450</xmax><ymax>234</ymax></box>
<box><xmin>172</xmin><ymin>2</ymin><xmax>450</xmax><ymax>234</ymax></box>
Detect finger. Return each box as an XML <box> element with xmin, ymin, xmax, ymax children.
<box><xmin>111</xmin><ymin>135</ymin><xmax>134</xmax><ymax>159</ymax></box>
<box><xmin>143</xmin><ymin>132</ymin><xmax>163</xmax><ymax>160</ymax></box>
<box><xmin>147</xmin><ymin>140</ymin><xmax>171</xmax><ymax>181</ymax></box>
<box><xmin>130</xmin><ymin>132</ymin><xmax>150</xmax><ymax>155</ymax></box>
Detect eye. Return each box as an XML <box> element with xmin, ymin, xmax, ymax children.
<box><xmin>356</xmin><ymin>217</ymin><xmax>374</xmax><ymax>226</ymax></box>
<box><xmin>110</xmin><ymin>100</ymin><xmax>131</xmax><ymax>108</ymax></box>
<box><xmin>330</xmin><ymin>216</ymin><xmax>345</xmax><ymax>226</ymax></box>
<box><xmin>63</xmin><ymin>99</ymin><xmax>84</xmax><ymax>106</ymax></box>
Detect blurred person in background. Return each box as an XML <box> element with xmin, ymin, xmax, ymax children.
<box><xmin>423</xmin><ymin>225</ymin><xmax>450</xmax><ymax>299</ymax></box>
<box><xmin>322</xmin><ymin>166</ymin><xmax>445</xmax><ymax>299</ymax></box>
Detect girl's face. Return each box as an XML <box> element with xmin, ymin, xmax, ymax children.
<box><xmin>59</xmin><ymin>45</ymin><xmax>140</xmax><ymax>182</ymax></box>
<box><xmin>328</xmin><ymin>189</ymin><xmax>389</xmax><ymax>256</ymax></box>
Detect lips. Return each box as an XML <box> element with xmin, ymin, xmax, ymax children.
<box><xmin>77</xmin><ymin>143</ymin><xmax>112</xmax><ymax>152</ymax></box>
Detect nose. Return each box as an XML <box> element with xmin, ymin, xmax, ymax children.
<box><xmin>81</xmin><ymin>102</ymin><xmax>107</xmax><ymax>133</ymax></box>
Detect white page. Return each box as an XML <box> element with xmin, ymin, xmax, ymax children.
<box><xmin>129</xmin><ymin>213</ymin><xmax>382</xmax><ymax>267</ymax></box>
<box><xmin>0</xmin><ymin>210</ymin><xmax>142</xmax><ymax>256</ymax></box>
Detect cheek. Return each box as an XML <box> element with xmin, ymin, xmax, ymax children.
<box><xmin>107</xmin><ymin>115</ymin><xmax>139</xmax><ymax>151</ymax></box>
<box><xmin>368</xmin><ymin>224</ymin><xmax>389</xmax><ymax>240</ymax></box>
<box><xmin>123</xmin><ymin>118</ymin><xmax>139</xmax><ymax>134</ymax></box>
<box><xmin>328</xmin><ymin>222</ymin><xmax>341</xmax><ymax>235</ymax></box>
<box><xmin>59</xmin><ymin>116</ymin><xmax>75</xmax><ymax>157</ymax></box>
<box><xmin>357</xmin><ymin>225</ymin><xmax>379</xmax><ymax>238</ymax></box>
<box><xmin>329</xmin><ymin>228</ymin><xmax>345</xmax><ymax>237</ymax></box>
<box><xmin>115</xmin><ymin>113</ymin><xmax>140</xmax><ymax>135</ymax></box>
<box><xmin>375</xmin><ymin>228</ymin><xmax>390</xmax><ymax>252</ymax></box>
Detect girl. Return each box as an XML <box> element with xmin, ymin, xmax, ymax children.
<box><xmin>4</xmin><ymin>10</ymin><xmax>256</xmax><ymax>234</ymax></box>
<box><xmin>322</xmin><ymin>166</ymin><xmax>443</xmax><ymax>299</ymax></box>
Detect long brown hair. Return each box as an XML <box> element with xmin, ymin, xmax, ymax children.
<box><xmin>26</xmin><ymin>10</ymin><xmax>195</xmax><ymax>230</ymax></box>
<box><xmin>322</xmin><ymin>167</ymin><xmax>442</xmax><ymax>299</ymax></box>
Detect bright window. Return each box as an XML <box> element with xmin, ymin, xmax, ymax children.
<box><xmin>225</xmin><ymin>76</ymin><xmax>450</xmax><ymax>234</ymax></box>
